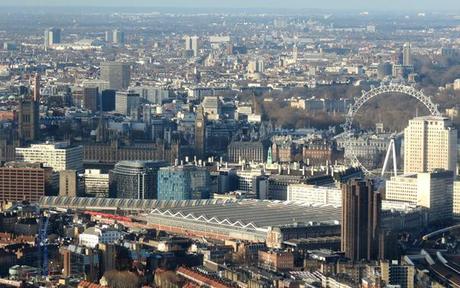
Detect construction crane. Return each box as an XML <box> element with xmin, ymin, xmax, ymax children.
<box><xmin>38</xmin><ymin>215</ymin><xmax>50</xmax><ymax>276</ymax></box>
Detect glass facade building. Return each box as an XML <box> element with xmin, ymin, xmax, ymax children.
<box><xmin>157</xmin><ymin>165</ymin><xmax>210</xmax><ymax>200</ymax></box>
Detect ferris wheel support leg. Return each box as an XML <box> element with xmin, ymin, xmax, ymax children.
<box><xmin>392</xmin><ymin>139</ymin><xmax>397</xmax><ymax>177</ymax></box>
<box><xmin>381</xmin><ymin>140</ymin><xmax>392</xmax><ymax>177</ymax></box>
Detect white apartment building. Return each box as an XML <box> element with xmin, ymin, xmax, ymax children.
<box><xmin>287</xmin><ymin>184</ymin><xmax>342</xmax><ymax>206</ymax></box>
<box><xmin>385</xmin><ymin>170</ymin><xmax>454</xmax><ymax>222</ymax></box>
<box><xmin>404</xmin><ymin>116</ymin><xmax>457</xmax><ymax>174</ymax></box>
<box><xmin>15</xmin><ymin>142</ymin><xmax>83</xmax><ymax>172</ymax></box>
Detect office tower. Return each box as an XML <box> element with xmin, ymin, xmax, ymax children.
<box><xmin>115</xmin><ymin>91</ymin><xmax>140</xmax><ymax>116</ymax></box>
<box><xmin>195</xmin><ymin>106</ymin><xmax>206</xmax><ymax>160</ymax></box>
<box><xmin>3</xmin><ymin>42</ymin><xmax>17</xmax><ymax>51</ymax></box>
<box><xmin>341</xmin><ymin>179</ymin><xmax>381</xmax><ymax>262</ymax></box>
<box><xmin>377</xmin><ymin>62</ymin><xmax>393</xmax><ymax>79</ymax></box>
<box><xmin>0</xmin><ymin>162</ymin><xmax>52</xmax><ymax>203</ymax></box>
<box><xmin>386</xmin><ymin>170</ymin><xmax>454</xmax><ymax>223</ymax></box>
<box><xmin>101</xmin><ymin>89</ymin><xmax>116</xmax><ymax>111</ymax></box>
<box><xmin>157</xmin><ymin>165</ymin><xmax>211</xmax><ymax>200</ymax></box>
<box><xmin>105</xmin><ymin>31</ymin><xmax>113</xmax><ymax>43</ymax></box>
<box><xmin>44</xmin><ymin>27</ymin><xmax>61</xmax><ymax>48</ymax></box>
<box><xmin>293</xmin><ymin>45</ymin><xmax>298</xmax><ymax>63</ymax></box>
<box><xmin>404</xmin><ymin>116</ymin><xmax>457</xmax><ymax>174</ymax></box>
<box><xmin>18</xmin><ymin>74</ymin><xmax>40</xmax><ymax>143</ymax></box>
<box><xmin>16</xmin><ymin>142</ymin><xmax>84</xmax><ymax>172</ymax></box>
<box><xmin>184</xmin><ymin>35</ymin><xmax>199</xmax><ymax>57</ymax></box>
<box><xmin>402</xmin><ymin>42</ymin><xmax>411</xmax><ymax>66</ymax></box>
<box><xmin>100</xmin><ymin>62</ymin><xmax>131</xmax><ymax>90</ymax></box>
<box><xmin>83</xmin><ymin>87</ymin><xmax>99</xmax><ymax>112</ymax></box>
<box><xmin>109</xmin><ymin>160</ymin><xmax>168</xmax><ymax>199</ymax></box>
<box><xmin>112</xmin><ymin>29</ymin><xmax>125</xmax><ymax>45</ymax></box>
<box><xmin>59</xmin><ymin>170</ymin><xmax>79</xmax><ymax>197</ymax></box>
<box><xmin>83</xmin><ymin>169</ymin><xmax>109</xmax><ymax>198</ymax></box>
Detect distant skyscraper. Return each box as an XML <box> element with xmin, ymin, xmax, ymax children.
<box><xmin>184</xmin><ymin>35</ymin><xmax>199</xmax><ymax>57</ymax></box>
<box><xmin>115</xmin><ymin>91</ymin><xmax>140</xmax><ymax>117</ymax></box>
<box><xmin>83</xmin><ymin>87</ymin><xmax>99</xmax><ymax>112</ymax></box>
<box><xmin>341</xmin><ymin>178</ymin><xmax>381</xmax><ymax>262</ymax></box>
<box><xmin>105</xmin><ymin>30</ymin><xmax>114</xmax><ymax>43</ymax></box>
<box><xmin>101</xmin><ymin>89</ymin><xmax>116</xmax><ymax>111</ymax></box>
<box><xmin>44</xmin><ymin>27</ymin><xmax>61</xmax><ymax>49</ymax></box>
<box><xmin>18</xmin><ymin>74</ymin><xmax>40</xmax><ymax>142</ymax></box>
<box><xmin>402</xmin><ymin>42</ymin><xmax>411</xmax><ymax>66</ymax></box>
<box><xmin>247</xmin><ymin>59</ymin><xmax>264</xmax><ymax>74</ymax></box>
<box><xmin>195</xmin><ymin>106</ymin><xmax>206</xmax><ymax>160</ymax></box>
<box><xmin>157</xmin><ymin>165</ymin><xmax>210</xmax><ymax>200</ymax></box>
<box><xmin>404</xmin><ymin>116</ymin><xmax>457</xmax><ymax>174</ymax></box>
<box><xmin>100</xmin><ymin>62</ymin><xmax>131</xmax><ymax>90</ymax></box>
<box><xmin>112</xmin><ymin>29</ymin><xmax>125</xmax><ymax>45</ymax></box>
<box><xmin>109</xmin><ymin>160</ymin><xmax>168</xmax><ymax>199</ymax></box>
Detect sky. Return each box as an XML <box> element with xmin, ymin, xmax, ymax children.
<box><xmin>1</xmin><ymin>0</ymin><xmax>460</xmax><ymax>11</ymax></box>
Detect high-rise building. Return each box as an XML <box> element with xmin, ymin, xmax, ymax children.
<box><xmin>195</xmin><ymin>106</ymin><xmax>206</xmax><ymax>160</ymax></box>
<box><xmin>386</xmin><ymin>170</ymin><xmax>454</xmax><ymax>223</ymax></box>
<box><xmin>341</xmin><ymin>179</ymin><xmax>381</xmax><ymax>262</ymax></box>
<box><xmin>0</xmin><ymin>162</ymin><xmax>52</xmax><ymax>203</ymax></box>
<box><xmin>15</xmin><ymin>142</ymin><xmax>84</xmax><ymax>172</ymax></box>
<box><xmin>109</xmin><ymin>160</ymin><xmax>168</xmax><ymax>199</ymax></box>
<box><xmin>112</xmin><ymin>29</ymin><xmax>125</xmax><ymax>45</ymax></box>
<box><xmin>184</xmin><ymin>35</ymin><xmax>199</xmax><ymax>57</ymax></box>
<box><xmin>115</xmin><ymin>91</ymin><xmax>140</xmax><ymax>116</ymax></box>
<box><xmin>83</xmin><ymin>87</ymin><xmax>99</xmax><ymax>112</ymax></box>
<box><xmin>100</xmin><ymin>62</ymin><xmax>131</xmax><ymax>90</ymax></box>
<box><xmin>157</xmin><ymin>165</ymin><xmax>210</xmax><ymax>200</ymax></box>
<box><xmin>404</xmin><ymin>116</ymin><xmax>457</xmax><ymax>174</ymax></box>
<box><xmin>247</xmin><ymin>59</ymin><xmax>265</xmax><ymax>74</ymax></box>
<box><xmin>44</xmin><ymin>27</ymin><xmax>61</xmax><ymax>49</ymax></box>
<box><xmin>101</xmin><ymin>89</ymin><xmax>116</xmax><ymax>111</ymax></box>
<box><xmin>104</xmin><ymin>30</ymin><xmax>113</xmax><ymax>43</ymax></box>
<box><xmin>402</xmin><ymin>42</ymin><xmax>411</xmax><ymax>66</ymax></box>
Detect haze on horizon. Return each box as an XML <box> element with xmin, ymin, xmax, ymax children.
<box><xmin>1</xmin><ymin>0</ymin><xmax>460</xmax><ymax>11</ymax></box>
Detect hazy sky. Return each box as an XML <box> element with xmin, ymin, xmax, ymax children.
<box><xmin>1</xmin><ymin>0</ymin><xmax>460</xmax><ymax>11</ymax></box>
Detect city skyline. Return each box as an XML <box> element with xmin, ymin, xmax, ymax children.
<box><xmin>2</xmin><ymin>0</ymin><xmax>460</xmax><ymax>11</ymax></box>
<box><xmin>0</xmin><ymin>0</ymin><xmax>460</xmax><ymax>286</ymax></box>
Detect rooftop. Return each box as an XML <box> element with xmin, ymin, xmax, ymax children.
<box><xmin>144</xmin><ymin>200</ymin><xmax>341</xmax><ymax>231</ymax></box>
